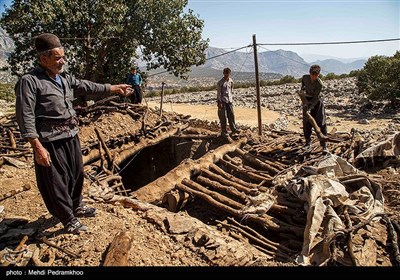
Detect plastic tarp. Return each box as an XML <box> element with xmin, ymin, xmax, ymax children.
<box><xmin>355</xmin><ymin>132</ymin><xmax>400</xmax><ymax>166</ymax></box>
<box><xmin>285</xmin><ymin>154</ymin><xmax>384</xmax><ymax>266</ymax></box>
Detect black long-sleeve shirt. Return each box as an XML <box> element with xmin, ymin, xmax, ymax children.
<box><xmin>15</xmin><ymin>65</ymin><xmax>111</xmax><ymax>142</ymax></box>
<box><xmin>301</xmin><ymin>74</ymin><xmax>324</xmax><ymax>109</ymax></box>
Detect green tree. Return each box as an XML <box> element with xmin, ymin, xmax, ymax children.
<box><xmin>0</xmin><ymin>0</ymin><xmax>209</xmax><ymax>85</ymax></box>
<box><xmin>357</xmin><ymin>51</ymin><xmax>400</xmax><ymax>103</ymax></box>
<box><xmin>349</xmin><ymin>69</ymin><xmax>361</xmax><ymax>77</ymax></box>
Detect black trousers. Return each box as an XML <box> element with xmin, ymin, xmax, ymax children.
<box><xmin>35</xmin><ymin>135</ymin><xmax>84</xmax><ymax>225</ymax></box>
<box><xmin>302</xmin><ymin>99</ymin><xmax>327</xmax><ymax>143</ymax></box>
<box><xmin>218</xmin><ymin>102</ymin><xmax>237</xmax><ymax>133</ymax></box>
<box><xmin>129</xmin><ymin>85</ymin><xmax>142</xmax><ymax>104</ymax></box>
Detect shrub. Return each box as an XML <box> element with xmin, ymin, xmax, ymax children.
<box><xmin>0</xmin><ymin>83</ymin><xmax>14</xmax><ymax>102</ymax></box>
<box><xmin>357</xmin><ymin>51</ymin><xmax>400</xmax><ymax>101</ymax></box>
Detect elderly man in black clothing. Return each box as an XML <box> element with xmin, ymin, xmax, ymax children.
<box><xmin>15</xmin><ymin>33</ymin><xmax>132</xmax><ymax>234</ymax></box>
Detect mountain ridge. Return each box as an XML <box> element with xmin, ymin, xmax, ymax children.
<box><xmin>0</xmin><ymin>27</ymin><xmax>366</xmax><ymax>82</ymax></box>
<box><xmin>300</xmin><ymin>53</ymin><xmax>367</xmax><ymax>63</ymax></box>
<box><xmin>201</xmin><ymin>47</ymin><xmax>366</xmax><ymax>77</ymax></box>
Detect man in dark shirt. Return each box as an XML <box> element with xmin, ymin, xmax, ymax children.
<box><xmin>15</xmin><ymin>33</ymin><xmax>132</xmax><ymax>234</ymax></box>
<box><xmin>300</xmin><ymin>64</ymin><xmax>328</xmax><ymax>153</ymax></box>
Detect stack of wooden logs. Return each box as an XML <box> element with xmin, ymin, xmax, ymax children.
<box><xmin>0</xmin><ymin>114</ymin><xmax>31</xmax><ymax>168</ymax></box>
<box><xmin>167</xmin><ymin>145</ymin><xmax>310</xmax><ymax>261</ymax></box>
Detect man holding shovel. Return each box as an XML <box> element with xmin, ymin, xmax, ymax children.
<box><xmin>298</xmin><ymin>64</ymin><xmax>328</xmax><ymax>153</ymax></box>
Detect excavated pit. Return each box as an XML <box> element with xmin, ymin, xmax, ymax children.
<box><xmin>117</xmin><ymin>136</ymin><xmax>247</xmax><ymax>245</ymax></box>
<box><xmin>119</xmin><ymin>137</ymin><xmax>221</xmax><ymax>192</ymax></box>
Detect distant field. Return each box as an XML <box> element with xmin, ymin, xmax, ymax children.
<box><xmin>146</xmin><ymin>66</ymin><xmax>283</xmax><ymax>89</ymax></box>
<box><xmin>148</xmin><ymin>66</ymin><xmax>282</xmax><ymax>80</ymax></box>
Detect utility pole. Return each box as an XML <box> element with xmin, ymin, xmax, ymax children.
<box><xmin>159</xmin><ymin>82</ymin><xmax>166</xmax><ymax>117</ymax></box>
<box><xmin>252</xmin><ymin>34</ymin><xmax>262</xmax><ymax>136</ymax></box>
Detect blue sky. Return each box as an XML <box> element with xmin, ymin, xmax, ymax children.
<box><xmin>0</xmin><ymin>0</ymin><xmax>10</xmax><ymax>13</ymax></box>
<box><xmin>187</xmin><ymin>0</ymin><xmax>399</xmax><ymax>58</ymax></box>
<box><xmin>1</xmin><ymin>0</ymin><xmax>399</xmax><ymax>59</ymax></box>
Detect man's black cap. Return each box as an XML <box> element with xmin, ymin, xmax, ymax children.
<box><xmin>35</xmin><ymin>33</ymin><xmax>63</xmax><ymax>53</ymax></box>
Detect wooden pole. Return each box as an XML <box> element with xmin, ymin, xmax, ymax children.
<box><xmin>252</xmin><ymin>34</ymin><xmax>262</xmax><ymax>136</ymax></box>
<box><xmin>159</xmin><ymin>81</ymin><xmax>166</xmax><ymax>117</ymax></box>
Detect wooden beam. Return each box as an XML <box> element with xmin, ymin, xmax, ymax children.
<box><xmin>103</xmin><ymin>231</ymin><xmax>133</xmax><ymax>266</ymax></box>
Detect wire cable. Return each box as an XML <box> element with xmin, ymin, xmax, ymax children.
<box><xmin>232</xmin><ymin>45</ymin><xmax>253</xmax><ymax>79</ymax></box>
<box><xmin>258</xmin><ymin>38</ymin><xmax>400</xmax><ymax>46</ymax></box>
<box><xmin>147</xmin><ymin>44</ymin><xmax>252</xmax><ymax>77</ymax></box>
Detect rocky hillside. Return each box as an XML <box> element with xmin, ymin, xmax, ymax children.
<box><xmin>0</xmin><ymin>28</ymin><xmax>14</xmax><ymax>56</ymax></box>
<box><xmin>0</xmin><ymin>28</ymin><xmax>14</xmax><ymax>83</ymax></box>
<box><xmin>146</xmin><ymin>77</ymin><xmax>400</xmax><ymax>132</ymax></box>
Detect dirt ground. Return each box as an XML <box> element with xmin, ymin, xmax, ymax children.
<box><xmin>146</xmin><ymin>101</ymin><xmax>392</xmax><ymax>133</ymax></box>
<box><xmin>0</xmin><ymin>79</ymin><xmax>399</xmax><ymax>272</ymax></box>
